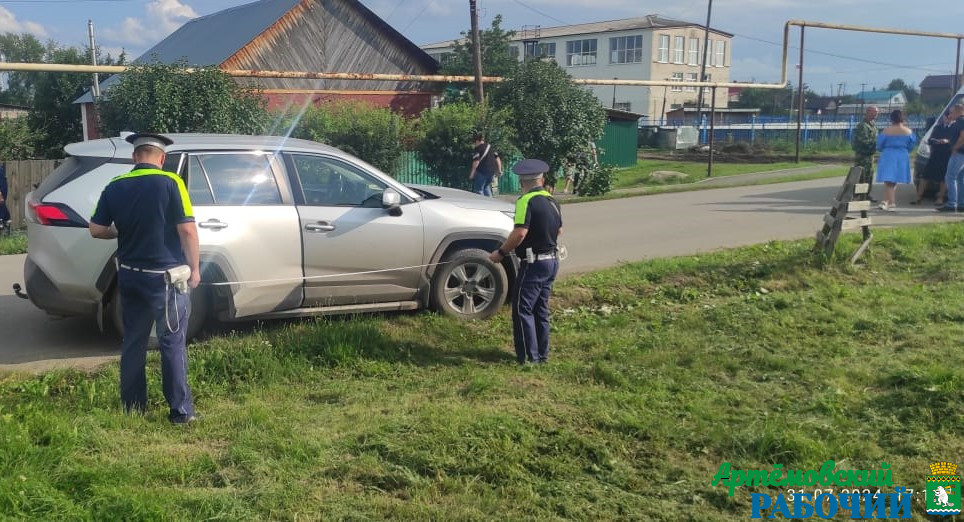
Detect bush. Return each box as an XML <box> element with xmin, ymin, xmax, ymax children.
<box><xmin>99</xmin><ymin>60</ymin><xmax>268</xmax><ymax>136</ymax></box>
<box><xmin>0</xmin><ymin>117</ymin><xmax>38</xmax><ymax>160</ymax></box>
<box><xmin>414</xmin><ymin>102</ymin><xmax>516</xmax><ymax>189</ymax></box>
<box><xmin>290</xmin><ymin>100</ymin><xmax>409</xmax><ymax>175</ymax></box>
<box><xmin>577</xmin><ymin>164</ymin><xmax>616</xmax><ymax>197</ymax></box>
<box><xmin>491</xmin><ymin>61</ymin><xmax>606</xmax><ymax>189</ymax></box>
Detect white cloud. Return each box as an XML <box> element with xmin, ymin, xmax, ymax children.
<box><xmin>0</xmin><ymin>6</ymin><xmax>48</xmax><ymax>38</ymax></box>
<box><xmin>104</xmin><ymin>0</ymin><xmax>198</xmax><ymax>47</ymax></box>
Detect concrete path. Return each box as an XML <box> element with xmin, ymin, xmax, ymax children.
<box><xmin>2</xmin><ymin>175</ymin><xmax>960</xmax><ymax>373</ymax></box>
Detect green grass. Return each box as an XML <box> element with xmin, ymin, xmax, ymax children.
<box><xmin>569</xmin><ymin>167</ymin><xmax>849</xmax><ymax>204</ymax></box>
<box><xmin>0</xmin><ymin>232</ymin><xmax>26</xmax><ymax>255</ymax></box>
<box><xmin>2</xmin><ymin>223</ymin><xmax>963</xmax><ymax>520</ymax></box>
<box><xmin>613</xmin><ymin>159</ymin><xmax>820</xmax><ymax>190</ymax></box>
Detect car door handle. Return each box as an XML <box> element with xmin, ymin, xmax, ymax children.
<box><xmin>198</xmin><ymin>219</ymin><xmax>229</xmax><ymax>230</ymax></box>
<box><xmin>305</xmin><ymin>222</ymin><xmax>336</xmax><ymax>232</ymax></box>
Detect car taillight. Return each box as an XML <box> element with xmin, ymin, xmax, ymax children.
<box><xmin>28</xmin><ymin>200</ymin><xmax>88</xmax><ymax>227</ymax></box>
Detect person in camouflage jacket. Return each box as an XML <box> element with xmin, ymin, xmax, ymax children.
<box><xmin>852</xmin><ymin>106</ymin><xmax>879</xmax><ymax>200</ymax></box>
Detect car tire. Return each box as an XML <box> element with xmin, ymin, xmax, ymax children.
<box><xmin>109</xmin><ymin>284</ymin><xmax>209</xmax><ymax>341</ymax></box>
<box><xmin>430</xmin><ymin>248</ymin><xmax>508</xmax><ymax>320</ymax></box>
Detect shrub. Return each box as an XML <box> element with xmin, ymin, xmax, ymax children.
<box><xmin>491</xmin><ymin>61</ymin><xmax>606</xmax><ymax>189</ymax></box>
<box><xmin>577</xmin><ymin>163</ymin><xmax>616</xmax><ymax>197</ymax></box>
<box><xmin>414</xmin><ymin>102</ymin><xmax>516</xmax><ymax>189</ymax></box>
<box><xmin>290</xmin><ymin>100</ymin><xmax>410</xmax><ymax>175</ymax></box>
<box><xmin>99</xmin><ymin>59</ymin><xmax>268</xmax><ymax>136</ymax></box>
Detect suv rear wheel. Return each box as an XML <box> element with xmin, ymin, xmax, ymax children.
<box><xmin>430</xmin><ymin>248</ymin><xmax>508</xmax><ymax>320</ymax></box>
<box><xmin>109</xmin><ymin>284</ymin><xmax>210</xmax><ymax>341</ymax></box>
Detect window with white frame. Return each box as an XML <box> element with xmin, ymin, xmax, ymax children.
<box><xmin>657</xmin><ymin>34</ymin><xmax>669</xmax><ymax>62</ymax></box>
<box><xmin>534</xmin><ymin>42</ymin><xmax>556</xmax><ymax>60</ymax></box>
<box><xmin>610</xmin><ymin>35</ymin><xmax>643</xmax><ymax>64</ymax></box>
<box><xmin>671</xmin><ymin>72</ymin><xmax>684</xmax><ymax>92</ymax></box>
<box><xmin>685</xmin><ymin>73</ymin><xmax>698</xmax><ymax>92</ymax></box>
<box><xmin>715</xmin><ymin>40</ymin><xmax>726</xmax><ymax>67</ymax></box>
<box><xmin>688</xmin><ymin>38</ymin><xmax>699</xmax><ymax>66</ymax></box>
<box><xmin>673</xmin><ymin>36</ymin><xmax>685</xmax><ymax>64</ymax></box>
<box><xmin>566</xmin><ymin>39</ymin><xmax>597</xmax><ymax>66</ymax></box>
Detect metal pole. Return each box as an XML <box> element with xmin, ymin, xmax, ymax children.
<box><xmin>88</xmin><ymin>20</ymin><xmax>100</xmax><ymax>99</ymax></box>
<box><xmin>661</xmin><ymin>85</ymin><xmax>668</xmax><ymax>124</ymax></box>
<box><xmin>795</xmin><ymin>25</ymin><xmax>805</xmax><ymax>163</ymax></box>
<box><xmin>708</xmin><ymin>86</ymin><xmax>716</xmax><ymax>177</ymax></box>
<box><xmin>695</xmin><ymin>0</ymin><xmax>713</xmax><ymax>126</ymax></box>
<box><xmin>612</xmin><ymin>77</ymin><xmax>617</xmax><ymax>108</ymax></box>
<box><xmin>955</xmin><ymin>38</ymin><xmax>961</xmax><ymax>94</ymax></box>
<box><xmin>469</xmin><ymin>0</ymin><xmax>484</xmax><ymax>102</ymax></box>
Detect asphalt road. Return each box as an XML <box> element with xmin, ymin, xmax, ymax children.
<box><xmin>2</xmin><ymin>176</ymin><xmax>960</xmax><ymax>373</ymax></box>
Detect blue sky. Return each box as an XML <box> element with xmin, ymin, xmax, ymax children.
<box><xmin>1</xmin><ymin>0</ymin><xmax>961</xmax><ymax>97</ymax></box>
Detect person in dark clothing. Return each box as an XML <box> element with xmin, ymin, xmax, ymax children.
<box><xmin>913</xmin><ymin>110</ymin><xmax>954</xmax><ymax>205</ymax></box>
<box><xmin>0</xmin><ymin>164</ymin><xmax>10</xmax><ymax>225</ymax></box>
<box><xmin>89</xmin><ymin>132</ymin><xmax>200</xmax><ymax>424</ymax></box>
<box><xmin>938</xmin><ymin>103</ymin><xmax>964</xmax><ymax>212</ymax></box>
<box><xmin>489</xmin><ymin>159</ymin><xmax>562</xmax><ymax>365</ymax></box>
<box><xmin>468</xmin><ymin>134</ymin><xmax>503</xmax><ymax>197</ymax></box>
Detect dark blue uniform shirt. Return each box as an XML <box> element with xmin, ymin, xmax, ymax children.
<box><xmin>513</xmin><ymin>187</ymin><xmax>562</xmax><ymax>257</ymax></box>
<box><xmin>90</xmin><ymin>163</ymin><xmax>194</xmax><ymax>269</ymax></box>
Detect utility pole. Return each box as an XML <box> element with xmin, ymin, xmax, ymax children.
<box><xmin>469</xmin><ymin>0</ymin><xmax>484</xmax><ymax>102</ymax></box>
<box><xmin>695</xmin><ymin>0</ymin><xmax>713</xmax><ymax>126</ymax></box>
<box><xmin>88</xmin><ymin>20</ymin><xmax>101</xmax><ymax>99</ymax></box>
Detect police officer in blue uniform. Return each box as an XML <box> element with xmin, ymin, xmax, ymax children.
<box><xmin>89</xmin><ymin>133</ymin><xmax>199</xmax><ymax>424</ymax></box>
<box><xmin>490</xmin><ymin>159</ymin><xmax>562</xmax><ymax>365</ymax></box>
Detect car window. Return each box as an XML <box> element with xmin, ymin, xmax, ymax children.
<box><xmin>162</xmin><ymin>153</ymin><xmax>183</xmax><ymax>175</ymax></box>
<box><xmin>185</xmin><ymin>156</ymin><xmax>215</xmax><ymax>206</ymax></box>
<box><xmin>290</xmin><ymin>154</ymin><xmax>387</xmax><ymax>207</ymax></box>
<box><xmin>193</xmin><ymin>154</ymin><xmax>282</xmax><ymax>206</ymax></box>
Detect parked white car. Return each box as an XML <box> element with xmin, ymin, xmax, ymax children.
<box><xmin>21</xmin><ymin>134</ymin><xmax>518</xmax><ymax>339</ymax></box>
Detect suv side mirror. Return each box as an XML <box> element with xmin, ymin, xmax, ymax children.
<box><xmin>382</xmin><ymin>188</ymin><xmax>402</xmax><ymax>216</ymax></box>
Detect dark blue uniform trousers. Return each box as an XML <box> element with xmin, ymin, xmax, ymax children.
<box><xmin>118</xmin><ymin>269</ymin><xmax>195</xmax><ymax>419</ymax></box>
<box><xmin>512</xmin><ymin>258</ymin><xmax>559</xmax><ymax>364</ymax></box>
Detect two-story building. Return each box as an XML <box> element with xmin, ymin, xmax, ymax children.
<box><xmin>421</xmin><ymin>15</ymin><xmax>732</xmax><ymax>122</ymax></box>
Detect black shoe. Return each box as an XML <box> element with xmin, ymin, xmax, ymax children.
<box><xmin>169</xmin><ymin>413</ymin><xmax>198</xmax><ymax>425</ymax></box>
<box><xmin>936</xmin><ymin>206</ymin><xmax>959</xmax><ymax>213</ymax></box>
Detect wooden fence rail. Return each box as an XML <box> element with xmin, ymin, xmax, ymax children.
<box><xmin>3</xmin><ymin>160</ymin><xmax>60</xmax><ymax>230</ymax></box>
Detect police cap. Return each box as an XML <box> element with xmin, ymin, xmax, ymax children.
<box><xmin>125</xmin><ymin>132</ymin><xmax>174</xmax><ymax>152</ymax></box>
<box><xmin>512</xmin><ymin>158</ymin><xmax>549</xmax><ymax>180</ymax></box>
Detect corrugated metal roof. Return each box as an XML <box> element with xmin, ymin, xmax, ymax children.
<box><xmin>76</xmin><ymin>0</ymin><xmax>438</xmax><ymax>103</ymax></box>
<box><xmin>421</xmin><ymin>15</ymin><xmax>732</xmax><ymax>50</ymax></box>
<box><xmin>856</xmin><ymin>90</ymin><xmax>903</xmax><ymax>102</ymax></box>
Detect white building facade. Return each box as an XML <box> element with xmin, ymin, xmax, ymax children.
<box><xmin>421</xmin><ymin>15</ymin><xmax>733</xmax><ymax>122</ymax></box>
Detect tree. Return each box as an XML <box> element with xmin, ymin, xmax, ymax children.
<box><xmin>887</xmin><ymin>78</ymin><xmax>920</xmax><ymax>104</ymax></box>
<box><xmin>27</xmin><ymin>47</ymin><xmax>89</xmax><ymax>158</ymax></box>
<box><xmin>439</xmin><ymin>15</ymin><xmax>518</xmax><ymax>78</ymax></box>
<box><xmin>490</xmin><ymin>60</ymin><xmax>606</xmax><ymax>187</ymax></box>
<box><xmin>98</xmin><ymin>60</ymin><xmax>268</xmax><ymax>136</ymax></box>
<box><xmin>414</xmin><ymin>102</ymin><xmax>515</xmax><ymax>189</ymax></box>
<box><xmin>0</xmin><ymin>33</ymin><xmax>47</xmax><ymax>106</ymax></box>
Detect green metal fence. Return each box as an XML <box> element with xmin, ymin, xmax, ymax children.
<box><xmin>393</xmin><ymin>152</ymin><xmax>521</xmax><ymax>194</ymax></box>
<box><xmin>596</xmin><ymin>120</ymin><xmax>638</xmax><ymax>168</ymax></box>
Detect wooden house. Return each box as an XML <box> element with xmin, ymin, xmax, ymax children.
<box><xmin>76</xmin><ymin>0</ymin><xmax>440</xmax><ymax>140</ymax></box>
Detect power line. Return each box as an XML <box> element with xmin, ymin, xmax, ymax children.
<box><xmin>400</xmin><ymin>0</ymin><xmax>436</xmax><ymax>32</ymax></box>
<box><xmin>732</xmin><ymin>31</ymin><xmax>951</xmax><ymax>74</ymax></box>
<box><xmin>511</xmin><ymin>0</ymin><xmax>570</xmax><ymax>26</ymax></box>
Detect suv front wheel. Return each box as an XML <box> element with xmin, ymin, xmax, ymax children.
<box><xmin>431</xmin><ymin>248</ymin><xmax>508</xmax><ymax>320</ymax></box>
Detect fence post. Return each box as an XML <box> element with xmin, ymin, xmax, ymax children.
<box><xmin>750</xmin><ymin>114</ymin><xmax>756</xmax><ymax>144</ymax></box>
<box><xmin>804</xmin><ymin>114</ymin><xmax>810</xmax><ymax>145</ymax></box>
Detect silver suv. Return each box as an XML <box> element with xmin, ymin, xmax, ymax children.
<box><xmin>22</xmin><ymin>134</ymin><xmax>517</xmax><ymax>339</ymax></box>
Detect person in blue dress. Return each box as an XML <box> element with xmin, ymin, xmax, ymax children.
<box><xmin>875</xmin><ymin>110</ymin><xmax>917</xmax><ymax>212</ymax></box>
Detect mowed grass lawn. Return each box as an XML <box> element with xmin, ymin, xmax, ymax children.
<box><xmin>2</xmin><ymin>224</ymin><xmax>963</xmax><ymax>520</ymax></box>
<box><xmin>613</xmin><ymin>159</ymin><xmax>820</xmax><ymax>190</ymax></box>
